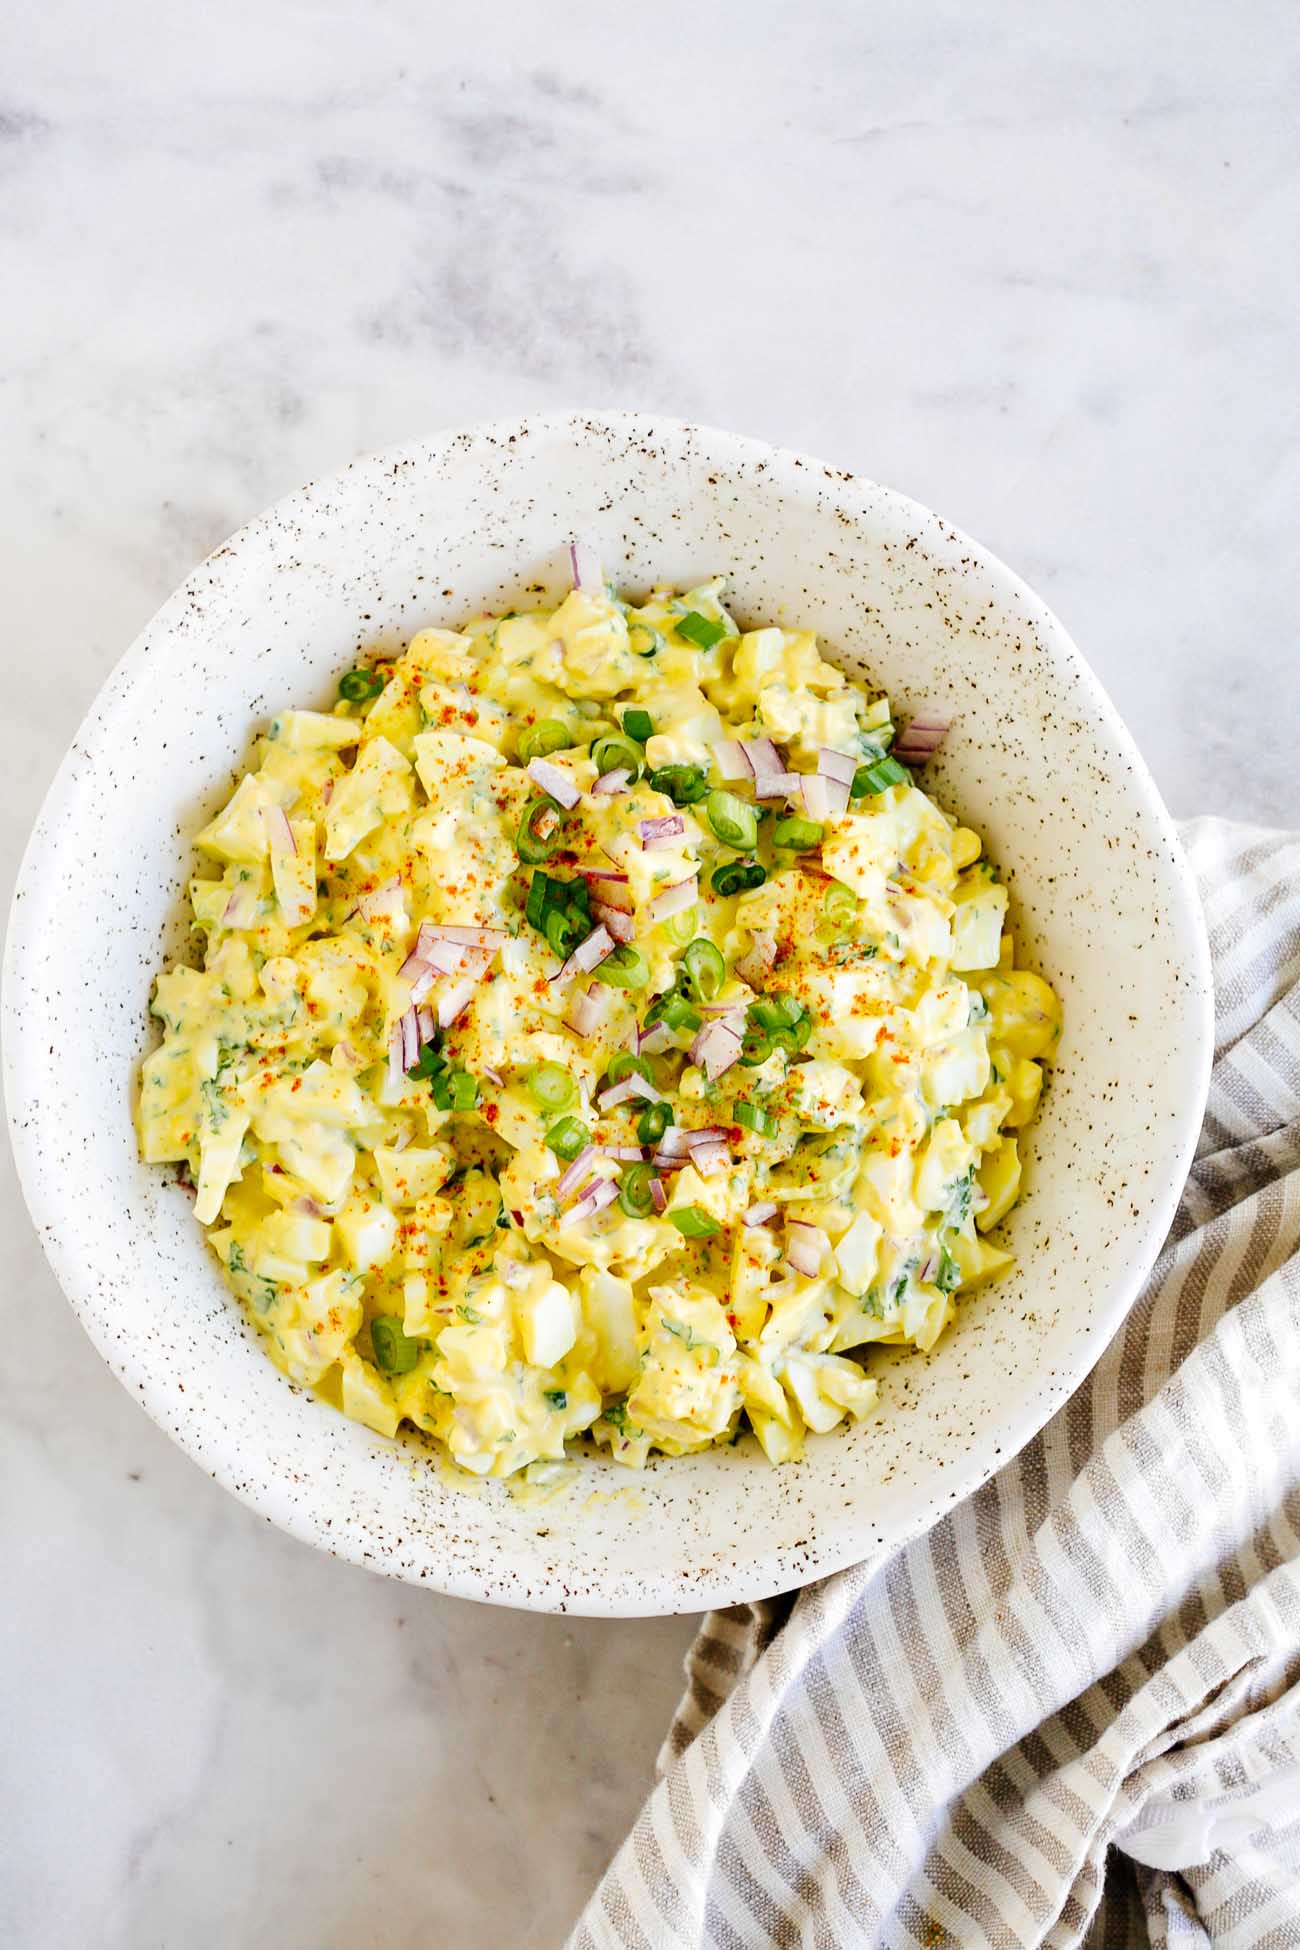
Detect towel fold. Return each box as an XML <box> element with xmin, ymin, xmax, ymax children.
<box><xmin>572</xmin><ymin>819</ymin><xmax>1300</xmax><ymax>1950</ymax></box>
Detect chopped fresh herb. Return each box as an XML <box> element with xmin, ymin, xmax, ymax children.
<box><xmin>603</xmin><ymin>1397</ymin><xmax>628</xmax><ymax>1429</ymax></box>
<box><xmin>935</xmin><ymin>1241</ymin><xmax>961</xmax><ymax>1295</ymax></box>
<box><xmin>456</xmin><ymin>1303</ymin><xmax>485</xmax><ymax>1325</ymax></box>
<box><xmin>675</xmin><ymin>610</ymin><xmax>727</xmax><ymax>650</ymax></box>
<box><xmin>371</xmin><ymin>1315</ymin><xmax>421</xmax><ymax>1373</ymax></box>
<box><xmin>226</xmin><ymin>1241</ymin><xmax>247</xmax><ymax>1274</ymax></box>
<box><xmin>544</xmin><ymin>1388</ymin><xmax>568</xmax><ymax>1411</ymax></box>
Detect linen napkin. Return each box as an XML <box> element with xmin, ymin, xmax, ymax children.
<box><xmin>572</xmin><ymin>818</ymin><xmax>1300</xmax><ymax>1950</ymax></box>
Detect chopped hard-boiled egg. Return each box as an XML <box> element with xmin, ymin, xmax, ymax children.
<box><xmin>139</xmin><ymin>563</ymin><xmax>1058</xmax><ymax>1479</ymax></box>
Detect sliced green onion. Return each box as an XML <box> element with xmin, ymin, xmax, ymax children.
<box><xmin>516</xmin><ymin>795</ymin><xmax>564</xmax><ymax>865</ymax></box>
<box><xmin>406</xmin><ymin>1043</ymin><xmax>446</xmax><ymax>1083</ymax></box>
<box><xmin>773</xmin><ymin>814</ymin><xmax>824</xmax><ymax>850</ymax></box>
<box><xmin>432</xmin><ymin>1067</ymin><xmax>479</xmax><ymax>1112</ymax></box>
<box><xmin>628</xmin><ymin>624</ymin><xmax>662</xmax><ymax>659</ymax></box>
<box><xmin>664</xmin><ymin>903</ymin><xmax>699</xmax><ymax>946</ymax></box>
<box><xmin>591</xmin><ymin>733</ymin><xmax>642</xmax><ymax>782</ymax></box>
<box><xmin>675</xmin><ymin>611</ymin><xmax>727</xmax><ymax>650</ymax></box>
<box><xmin>739</xmin><ymin>1029</ymin><xmax>773</xmax><ymax>1067</ymax></box>
<box><xmin>711</xmin><ymin>859</ymin><xmax>766</xmax><ymax>898</ymax></box>
<box><xmin>622</xmin><ymin>709</ymin><xmax>654</xmax><ymax>743</ymax></box>
<box><xmin>734</xmin><ymin>1100</ymin><xmax>778</xmax><ymax>1138</ymax></box>
<box><xmin>606</xmin><ymin>1051</ymin><xmax>651</xmax><ymax>1086</ymax></box>
<box><xmin>636</xmin><ymin>1099</ymin><xmax>671</xmax><ymax>1145</ymax></box>
<box><xmin>518</xmin><ymin>719</ymin><xmax>572</xmax><ymax>762</ymax></box>
<box><xmin>682</xmin><ymin>937</ymin><xmax>725</xmax><ymax>1002</ymax></box>
<box><xmin>852</xmin><ymin>755</ymin><xmax>908</xmax><ymax>797</ymax></box>
<box><xmin>526</xmin><ymin>1062</ymin><xmax>575</xmax><ymax>1112</ymax></box>
<box><xmin>750</xmin><ymin>993</ymin><xmax>804</xmax><ymax>1031</ymax></box>
<box><xmin>544</xmin><ymin>1116</ymin><xmax>590</xmax><ymax>1161</ymax></box>
<box><xmin>648</xmin><ymin>764</ymin><xmax>709</xmax><ymax>807</ymax></box>
<box><xmin>371</xmin><ymin>1315</ymin><xmax>421</xmax><ymax>1374</ymax></box>
<box><xmin>544</xmin><ymin>906</ymin><xmax>586</xmax><ymax>959</ymax></box>
<box><xmin>338</xmin><ymin>667</ymin><xmax>385</xmax><ymax>704</ymax></box>
<box><xmin>647</xmin><ymin>991</ymin><xmax>702</xmax><ymax>1033</ymax></box>
<box><xmin>822</xmin><ymin>881</ymin><xmax>859</xmax><ymax>930</ymax></box>
<box><xmin>592</xmin><ymin>944</ymin><xmax>649</xmax><ymax>989</ymax></box>
<box><xmin>668</xmin><ymin>1204</ymin><xmax>720</xmax><ymax>1238</ymax></box>
<box><xmin>618</xmin><ymin>1162</ymin><xmax>657</xmax><ymax>1218</ymax></box>
<box><xmin>705</xmin><ymin>789</ymin><xmax>759</xmax><ymax>851</ymax></box>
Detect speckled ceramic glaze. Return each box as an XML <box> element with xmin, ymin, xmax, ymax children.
<box><xmin>3</xmin><ymin>413</ymin><xmax>1212</xmax><ymax>1615</ymax></box>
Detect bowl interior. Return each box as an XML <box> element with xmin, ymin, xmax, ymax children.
<box><xmin>3</xmin><ymin>414</ymin><xmax>1211</xmax><ymax>1613</ymax></box>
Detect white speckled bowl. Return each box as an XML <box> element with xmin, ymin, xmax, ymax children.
<box><xmin>3</xmin><ymin>413</ymin><xmax>1212</xmax><ymax>1615</ymax></box>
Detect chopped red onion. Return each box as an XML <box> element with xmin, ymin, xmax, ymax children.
<box><xmin>651</xmin><ymin>1151</ymin><xmax>688</xmax><ymax>1172</ymax></box>
<box><xmin>263</xmin><ymin>803</ymin><xmax>297</xmax><ymax>855</ymax></box>
<box><xmin>755</xmin><ymin>770</ymin><xmax>804</xmax><ymax>801</ymax></box>
<box><xmin>437</xmin><ymin>979</ymin><xmax>478</xmax><ymax>1028</ymax></box>
<box><xmin>222</xmin><ymin>885</ymin><xmax>258</xmax><ymax>929</ymax></box>
<box><xmin>690</xmin><ymin>1141</ymin><xmax>730</xmax><ymax>1177</ymax></box>
<box><xmin>387</xmin><ymin>1022</ymin><xmax>404</xmax><ymax>1090</ymax></box>
<box><xmin>649</xmin><ymin>1176</ymin><xmax>667</xmax><ymax>1213</ymax></box>
<box><xmin>416</xmin><ymin>1006</ymin><xmax>436</xmax><ymax>1043</ymax></box>
<box><xmin>582</xmin><ymin>871</ymin><xmax>634</xmax><ymax>914</ymax></box>
<box><xmin>743</xmin><ymin>1201</ymin><xmax>779</xmax><ymax>1227</ymax></box>
<box><xmin>573</xmin><ymin>925</ymin><xmax>614</xmax><ymax>974</ymax></box>
<box><xmin>657</xmin><ymin>1126</ymin><xmax>691</xmax><ymax>1156</ymax></box>
<box><xmin>685</xmin><ymin>1126</ymin><xmax>731</xmax><ymax>1148</ymax></box>
<box><xmin>740</xmin><ymin>737</ymin><xmax>782</xmax><ymax>780</ymax></box>
<box><xmin>689</xmin><ymin>1018</ymin><xmax>743</xmax><ymax>1080</ymax></box>
<box><xmin>817</xmin><ymin>748</ymin><xmax>859</xmax><ymax>787</ymax></box>
<box><xmin>822</xmin><ymin>775</ymin><xmax>851</xmax><ymax>818</ymax></box>
<box><xmin>555</xmin><ymin>1145</ymin><xmax>598</xmax><ymax>1202</ymax></box>
<box><xmin>637</xmin><ymin>1021</ymin><xmax>671</xmax><ymax>1056</ymax></box>
<box><xmin>640</xmin><ymin>814</ymin><xmax>685</xmax><ymax>849</ymax></box>
<box><xmin>482</xmin><ymin>1066</ymin><xmax>504</xmax><ymax>1087</ymax></box>
<box><xmin>527</xmin><ymin>757</ymin><xmax>580</xmax><ymax>809</ymax></box>
<box><xmin>713</xmin><ymin>741</ymin><xmax>751</xmax><ymax>782</ymax></box>
<box><xmin>399</xmin><ymin>1008</ymin><xmax>420</xmax><ymax>1071</ymax></box>
<box><xmin>398</xmin><ymin>947</ymin><xmax>429</xmax><ymax>982</ymax></box>
<box><xmin>800</xmin><ymin>773</ymin><xmax>832</xmax><ymax>823</ymax></box>
<box><xmin>355</xmin><ymin>877</ymin><xmax>400</xmax><ymax>919</ymax></box>
<box><xmin>591</xmin><ymin>768</ymin><xmax>631</xmax><ymax>796</ymax></box>
<box><xmin>735</xmin><ymin>935</ymin><xmax>777</xmax><ymax>988</ymax></box>
<box><xmin>785</xmin><ymin>1221</ymin><xmax>829</xmax><ymax>1277</ymax></box>
<box><xmin>563</xmin><ymin>984</ymin><xmax>603</xmax><ymax>1039</ymax></box>
<box><xmin>626</xmin><ymin>1072</ymin><xmax>666</xmax><ymax>1104</ymax></box>
<box><xmin>408</xmin><ymin>966</ymin><xmax>437</xmax><ymax>1005</ymax></box>
<box><xmin>646</xmin><ymin>878</ymin><xmax>697</xmax><ymax>925</ymax></box>
<box><xmin>597</xmin><ymin>1077</ymin><xmax>639</xmax><ymax>1111</ymax></box>
<box><xmin>568</xmin><ymin>1177</ymin><xmax>619</xmax><ymax>1225</ymax></box>
<box><xmin>893</xmin><ymin>713</ymin><xmax>950</xmax><ymax>764</ymax></box>
<box><xmin>591</xmin><ymin>901</ymin><xmax>635</xmax><ymax>944</ymax></box>
<box><xmin>600</xmin><ymin>1144</ymin><xmax>646</xmax><ymax>1162</ymax></box>
<box><xmin>569</xmin><ymin>540</ymin><xmax>601</xmax><ymax>590</ymax></box>
<box><xmin>418</xmin><ymin>922</ymin><xmax>509</xmax><ymax>952</ymax></box>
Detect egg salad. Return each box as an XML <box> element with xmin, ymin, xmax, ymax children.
<box><xmin>138</xmin><ymin>557</ymin><xmax>1060</xmax><ymax>1479</ymax></box>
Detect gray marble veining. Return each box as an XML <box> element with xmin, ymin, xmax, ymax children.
<box><xmin>3</xmin><ymin>0</ymin><xmax>1298</xmax><ymax>1944</ymax></box>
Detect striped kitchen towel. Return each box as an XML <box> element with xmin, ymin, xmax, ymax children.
<box><xmin>572</xmin><ymin>818</ymin><xmax>1300</xmax><ymax>1950</ymax></box>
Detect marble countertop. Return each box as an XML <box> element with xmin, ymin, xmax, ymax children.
<box><xmin>4</xmin><ymin>3</ymin><xmax>1298</xmax><ymax>1944</ymax></box>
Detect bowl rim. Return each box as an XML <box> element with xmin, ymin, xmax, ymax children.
<box><xmin>3</xmin><ymin>409</ymin><xmax>1214</xmax><ymax>1613</ymax></box>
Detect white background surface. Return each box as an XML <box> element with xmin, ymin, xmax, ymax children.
<box><xmin>3</xmin><ymin>3</ymin><xmax>1298</xmax><ymax>1945</ymax></box>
